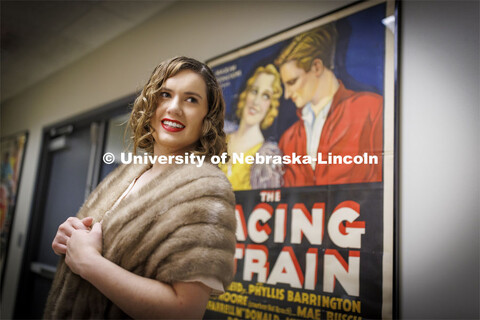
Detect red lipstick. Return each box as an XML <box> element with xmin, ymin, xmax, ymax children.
<box><xmin>161</xmin><ymin>118</ymin><xmax>185</xmax><ymax>132</ymax></box>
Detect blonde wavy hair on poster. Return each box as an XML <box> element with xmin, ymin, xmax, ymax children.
<box><xmin>235</xmin><ymin>64</ymin><xmax>283</xmax><ymax>130</ymax></box>
<box><xmin>128</xmin><ymin>56</ymin><xmax>228</xmax><ymax>159</ymax></box>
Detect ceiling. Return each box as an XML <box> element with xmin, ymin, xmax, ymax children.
<box><xmin>1</xmin><ymin>0</ymin><xmax>174</xmax><ymax>103</ymax></box>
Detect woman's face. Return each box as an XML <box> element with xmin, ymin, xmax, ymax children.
<box><xmin>242</xmin><ymin>72</ymin><xmax>275</xmax><ymax>127</ymax></box>
<box><xmin>150</xmin><ymin>70</ymin><xmax>208</xmax><ymax>156</ymax></box>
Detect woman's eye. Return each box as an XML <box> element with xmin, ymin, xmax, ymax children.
<box><xmin>262</xmin><ymin>93</ymin><xmax>271</xmax><ymax>100</ymax></box>
<box><xmin>186</xmin><ymin>97</ymin><xmax>198</xmax><ymax>103</ymax></box>
<box><xmin>160</xmin><ymin>92</ymin><xmax>170</xmax><ymax>98</ymax></box>
<box><xmin>250</xmin><ymin>89</ymin><xmax>258</xmax><ymax>95</ymax></box>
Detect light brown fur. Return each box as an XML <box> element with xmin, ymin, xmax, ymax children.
<box><xmin>44</xmin><ymin>162</ymin><xmax>236</xmax><ymax>319</ymax></box>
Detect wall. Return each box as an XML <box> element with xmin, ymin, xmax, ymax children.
<box><xmin>1</xmin><ymin>1</ymin><xmax>478</xmax><ymax>318</ymax></box>
<box><xmin>399</xmin><ymin>1</ymin><xmax>479</xmax><ymax>318</ymax></box>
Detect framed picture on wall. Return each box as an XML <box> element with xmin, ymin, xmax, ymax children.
<box><xmin>0</xmin><ymin>131</ymin><xmax>28</xmax><ymax>287</ymax></box>
<box><xmin>205</xmin><ymin>0</ymin><xmax>398</xmax><ymax>319</ymax></box>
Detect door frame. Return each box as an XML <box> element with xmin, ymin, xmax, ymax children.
<box><xmin>14</xmin><ymin>94</ymin><xmax>135</xmax><ymax>318</ymax></box>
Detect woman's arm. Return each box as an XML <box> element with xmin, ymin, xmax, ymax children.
<box><xmin>65</xmin><ymin>222</ymin><xmax>211</xmax><ymax>319</ymax></box>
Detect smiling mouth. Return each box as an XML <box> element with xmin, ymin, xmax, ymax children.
<box><xmin>247</xmin><ymin>106</ymin><xmax>260</xmax><ymax>115</ymax></box>
<box><xmin>161</xmin><ymin>119</ymin><xmax>185</xmax><ymax>132</ymax></box>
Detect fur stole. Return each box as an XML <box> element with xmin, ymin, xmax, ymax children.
<box><xmin>43</xmin><ymin>162</ymin><xmax>236</xmax><ymax>319</ymax></box>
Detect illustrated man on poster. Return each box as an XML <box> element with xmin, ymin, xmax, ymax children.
<box><xmin>275</xmin><ymin>23</ymin><xmax>383</xmax><ymax>187</ymax></box>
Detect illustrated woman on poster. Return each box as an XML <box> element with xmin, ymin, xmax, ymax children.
<box><xmin>221</xmin><ymin>64</ymin><xmax>284</xmax><ymax>190</ymax></box>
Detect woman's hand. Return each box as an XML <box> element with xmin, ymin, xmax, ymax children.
<box><xmin>52</xmin><ymin>216</ymin><xmax>93</xmax><ymax>255</ymax></box>
<box><xmin>65</xmin><ymin>222</ymin><xmax>103</xmax><ymax>277</ymax></box>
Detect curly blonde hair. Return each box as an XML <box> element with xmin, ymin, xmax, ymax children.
<box><xmin>235</xmin><ymin>64</ymin><xmax>282</xmax><ymax>130</ymax></box>
<box><xmin>128</xmin><ymin>56</ymin><xmax>228</xmax><ymax>158</ymax></box>
<box><xmin>274</xmin><ymin>23</ymin><xmax>337</xmax><ymax>72</ymax></box>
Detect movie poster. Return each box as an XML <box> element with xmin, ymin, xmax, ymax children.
<box><xmin>0</xmin><ymin>132</ymin><xmax>28</xmax><ymax>285</ymax></box>
<box><xmin>205</xmin><ymin>1</ymin><xmax>396</xmax><ymax>319</ymax></box>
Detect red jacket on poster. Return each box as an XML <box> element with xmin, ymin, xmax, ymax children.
<box><xmin>279</xmin><ymin>82</ymin><xmax>383</xmax><ymax>187</ymax></box>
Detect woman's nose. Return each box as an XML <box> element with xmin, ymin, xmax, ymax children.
<box><xmin>253</xmin><ymin>94</ymin><xmax>261</xmax><ymax>105</ymax></box>
<box><xmin>166</xmin><ymin>96</ymin><xmax>182</xmax><ymax>115</ymax></box>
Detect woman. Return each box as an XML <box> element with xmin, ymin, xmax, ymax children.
<box><xmin>45</xmin><ymin>57</ymin><xmax>236</xmax><ymax>319</ymax></box>
<box><xmin>221</xmin><ymin>64</ymin><xmax>283</xmax><ymax>190</ymax></box>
